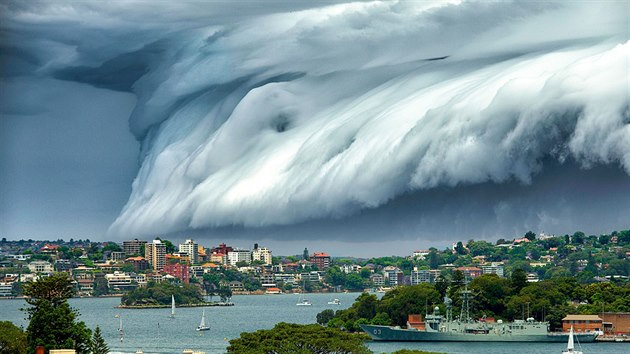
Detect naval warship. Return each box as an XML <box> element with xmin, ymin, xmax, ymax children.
<box><xmin>361</xmin><ymin>287</ymin><xmax>598</xmax><ymax>342</ymax></box>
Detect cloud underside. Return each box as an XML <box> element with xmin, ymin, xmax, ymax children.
<box><xmin>2</xmin><ymin>1</ymin><xmax>628</xmax><ymax>239</ymax></box>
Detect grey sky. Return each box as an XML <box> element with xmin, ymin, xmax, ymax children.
<box><xmin>1</xmin><ymin>1</ymin><xmax>628</xmax><ymax>257</ymax></box>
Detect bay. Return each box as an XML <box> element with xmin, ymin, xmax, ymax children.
<box><xmin>1</xmin><ymin>294</ymin><xmax>627</xmax><ymax>354</ymax></box>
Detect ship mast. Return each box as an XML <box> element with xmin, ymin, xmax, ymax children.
<box><xmin>459</xmin><ymin>285</ymin><xmax>472</xmax><ymax>323</ymax></box>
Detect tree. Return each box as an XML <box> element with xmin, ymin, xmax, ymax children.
<box><xmin>572</xmin><ymin>231</ymin><xmax>585</xmax><ymax>245</ymax></box>
<box><xmin>22</xmin><ymin>273</ymin><xmax>92</xmax><ymax>354</ymax></box>
<box><xmin>303</xmin><ymin>248</ymin><xmax>310</xmax><ymax>260</ymax></box>
<box><xmin>428</xmin><ymin>250</ymin><xmax>440</xmax><ymax>269</ymax></box>
<box><xmin>89</xmin><ymin>326</ymin><xmax>109</xmax><ymax>354</ymax></box>
<box><xmin>455</xmin><ymin>241</ymin><xmax>467</xmax><ymax>255</ymax></box>
<box><xmin>510</xmin><ymin>268</ymin><xmax>528</xmax><ymax>294</ymax></box>
<box><xmin>0</xmin><ymin>321</ymin><xmax>27</xmax><ymax>354</ymax></box>
<box><xmin>227</xmin><ymin>322</ymin><xmax>371</xmax><ymax>354</ymax></box>
<box><xmin>524</xmin><ymin>231</ymin><xmax>536</xmax><ymax>241</ymax></box>
<box><xmin>316</xmin><ymin>309</ymin><xmax>335</xmax><ymax>325</ymax></box>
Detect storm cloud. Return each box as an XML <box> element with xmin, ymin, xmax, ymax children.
<box><xmin>1</xmin><ymin>0</ymin><xmax>628</xmax><ymax>250</ymax></box>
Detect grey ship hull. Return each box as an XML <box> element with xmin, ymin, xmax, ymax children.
<box><xmin>360</xmin><ymin>324</ymin><xmax>598</xmax><ymax>342</ymax></box>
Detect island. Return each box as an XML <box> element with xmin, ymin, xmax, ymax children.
<box><xmin>118</xmin><ymin>281</ymin><xmax>233</xmax><ymax>308</ymax></box>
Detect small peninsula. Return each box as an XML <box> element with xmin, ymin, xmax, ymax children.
<box><xmin>118</xmin><ymin>282</ymin><xmax>233</xmax><ymax>308</ymax></box>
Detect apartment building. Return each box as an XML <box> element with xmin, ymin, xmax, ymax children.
<box><xmin>145</xmin><ymin>239</ymin><xmax>166</xmax><ymax>271</ymax></box>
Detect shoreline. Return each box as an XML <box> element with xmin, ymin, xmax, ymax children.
<box><xmin>117</xmin><ymin>302</ymin><xmax>234</xmax><ymax>309</ymax></box>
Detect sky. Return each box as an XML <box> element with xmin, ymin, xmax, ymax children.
<box><xmin>1</xmin><ymin>1</ymin><xmax>629</xmax><ymax>257</ymax></box>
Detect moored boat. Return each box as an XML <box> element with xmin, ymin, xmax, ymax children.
<box><xmin>361</xmin><ymin>287</ymin><xmax>598</xmax><ymax>343</ymax></box>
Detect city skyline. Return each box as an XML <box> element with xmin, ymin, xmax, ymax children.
<box><xmin>1</xmin><ymin>1</ymin><xmax>629</xmax><ymax>257</ymax></box>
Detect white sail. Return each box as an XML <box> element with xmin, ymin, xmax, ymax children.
<box><xmin>170</xmin><ymin>295</ymin><xmax>175</xmax><ymax>317</ymax></box>
<box><xmin>200</xmin><ymin>309</ymin><xmax>206</xmax><ymax>328</ymax></box>
<box><xmin>567</xmin><ymin>326</ymin><xmax>575</xmax><ymax>350</ymax></box>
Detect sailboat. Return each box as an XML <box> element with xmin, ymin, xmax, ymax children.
<box><xmin>196</xmin><ymin>308</ymin><xmax>210</xmax><ymax>331</ymax></box>
<box><xmin>169</xmin><ymin>295</ymin><xmax>175</xmax><ymax>318</ymax></box>
<box><xmin>115</xmin><ymin>314</ymin><xmax>124</xmax><ymax>342</ymax></box>
<box><xmin>296</xmin><ymin>281</ymin><xmax>312</xmax><ymax>306</ymax></box>
<box><xmin>562</xmin><ymin>326</ymin><xmax>583</xmax><ymax>354</ymax></box>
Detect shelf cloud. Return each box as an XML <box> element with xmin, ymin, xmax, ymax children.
<box><xmin>2</xmin><ymin>0</ymin><xmax>628</xmax><ymax>245</ymax></box>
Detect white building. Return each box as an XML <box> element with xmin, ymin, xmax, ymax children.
<box><xmin>0</xmin><ymin>283</ymin><xmax>13</xmax><ymax>297</ymax></box>
<box><xmin>145</xmin><ymin>239</ymin><xmax>166</xmax><ymax>270</ymax></box>
<box><xmin>413</xmin><ymin>250</ymin><xmax>430</xmax><ymax>260</ymax></box>
<box><xmin>251</xmin><ymin>246</ymin><xmax>272</xmax><ymax>265</ymax></box>
<box><xmin>340</xmin><ymin>264</ymin><xmax>363</xmax><ymax>274</ymax></box>
<box><xmin>28</xmin><ymin>260</ymin><xmax>54</xmax><ymax>274</ymax></box>
<box><xmin>105</xmin><ymin>271</ymin><xmax>135</xmax><ymax>291</ymax></box>
<box><xmin>179</xmin><ymin>239</ymin><xmax>199</xmax><ymax>264</ymax></box>
<box><xmin>228</xmin><ymin>249</ymin><xmax>251</xmax><ymax>266</ymax></box>
<box><xmin>481</xmin><ymin>264</ymin><xmax>505</xmax><ymax>278</ymax></box>
<box><xmin>411</xmin><ymin>268</ymin><xmax>437</xmax><ymax>284</ymax></box>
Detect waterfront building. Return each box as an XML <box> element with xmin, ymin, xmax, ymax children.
<box><xmin>370</xmin><ymin>273</ymin><xmax>385</xmax><ymax>287</ymax></box>
<box><xmin>145</xmin><ymin>239</ymin><xmax>166</xmax><ymax>271</ymax></box>
<box><xmin>104</xmin><ymin>271</ymin><xmax>136</xmax><ymax>291</ymax></box>
<box><xmin>73</xmin><ymin>271</ymin><xmax>94</xmax><ymax>295</ymax></box>
<box><xmin>299</xmin><ymin>271</ymin><xmax>322</xmax><ymax>282</ymax></box>
<box><xmin>0</xmin><ymin>282</ymin><xmax>13</xmax><ymax>297</ymax></box>
<box><xmin>274</xmin><ymin>273</ymin><xmax>296</xmax><ymax>285</ymax></box>
<box><xmin>227</xmin><ymin>280</ymin><xmax>245</xmax><ymax>292</ymax></box>
<box><xmin>123</xmin><ymin>239</ymin><xmax>147</xmax><ymax>257</ymax></box>
<box><xmin>311</xmin><ymin>252</ymin><xmax>331</xmax><ymax>270</ymax></box>
<box><xmin>259</xmin><ymin>273</ymin><xmax>276</xmax><ymax>287</ymax></box>
<box><xmin>383</xmin><ymin>266</ymin><xmax>404</xmax><ymax>286</ymax></box>
<box><xmin>27</xmin><ymin>260</ymin><xmax>54</xmax><ymax>274</ymax></box>
<box><xmin>163</xmin><ymin>263</ymin><xmax>190</xmax><ymax>284</ymax></box>
<box><xmin>228</xmin><ymin>249</ymin><xmax>251</xmax><ymax>266</ymax></box>
<box><xmin>251</xmin><ymin>244</ymin><xmax>272</xmax><ymax>265</ymax></box>
<box><xmin>178</xmin><ymin>239</ymin><xmax>199</xmax><ymax>264</ymax></box>
<box><xmin>562</xmin><ymin>314</ymin><xmax>603</xmax><ymax>333</ymax></box>
<box><xmin>600</xmin><ymin>312</ymin><xmax>630</xmax><ymax>335</ymax></box>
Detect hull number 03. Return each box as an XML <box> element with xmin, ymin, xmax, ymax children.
<box><xmin>373</xmin><ymin>329</ymin><xmax>382</xmax><ymax>335</ymax></box>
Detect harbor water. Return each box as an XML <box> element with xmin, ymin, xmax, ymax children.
<box><xmin>1</xmin><ymin>293</ymin><xmax>627</xmax><ymax>354</ymax></box>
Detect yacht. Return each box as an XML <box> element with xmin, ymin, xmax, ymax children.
<box><xmin>196</xmin><ymin>308</ymin><xmax>210</xmax><ymax>331</ymax></box>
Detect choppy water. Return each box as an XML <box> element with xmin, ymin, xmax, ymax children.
<box><xmin>1</xmin><ymin>294</ymin><xmax>627</xmax><ymax>354</ymax></box>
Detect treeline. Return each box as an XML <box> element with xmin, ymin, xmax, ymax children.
<box><xmin>318</xmin><ymin>273</ymin><xmax>630</xmax><ymax>332</ymax></box>
<box><xmin>120</xmin><ymin>281</ymin><xmax>204</xmax><ymax>306</ymax></box>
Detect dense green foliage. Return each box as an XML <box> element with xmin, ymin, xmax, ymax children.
<box><xmin>120</xmin><ymin>281</ymin><xmax>204</xmax><ymax>306</ymax></box>
<box><xmin>323</xmin><ymin>276</ymin><xmax>630</xmax><ymax>332</ymax></box>
<box><xmin>22</xmin><ymin>273</ymin><xmax>92</xmax><ymax>354</ymax></box>
<box><xmin>227</xmin><ymin>322</ymin><xmax>371</xmax><ymax>354</ymax></box>
<box><xmin>0</xmin><ymin>321</ymin><xmax>27</xmax><ymax>354</ymax></box>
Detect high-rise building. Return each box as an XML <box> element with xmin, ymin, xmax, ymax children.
<box><xmin>178</xmin><ymin>239</ymin><xmax>199</xmax><ymax>264</ymax></box>
<box><xmin>311</xmin><ymin>252</ymin><xmax>331</xmax><ymax>270</ymax></box>
<box><xmin>145</xmin><ymin>239</ymin><xmax>166</xmax><ymax>271</ymax></box>
<box><xmin>252</xmin><ymin>244</ymin><xmax>272</xmax><ymax>265</ymax></box>
<box><xmin>123</xmin><ymin>239</ymin><xmax>147</xmax><ymax>257</ymax></box>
